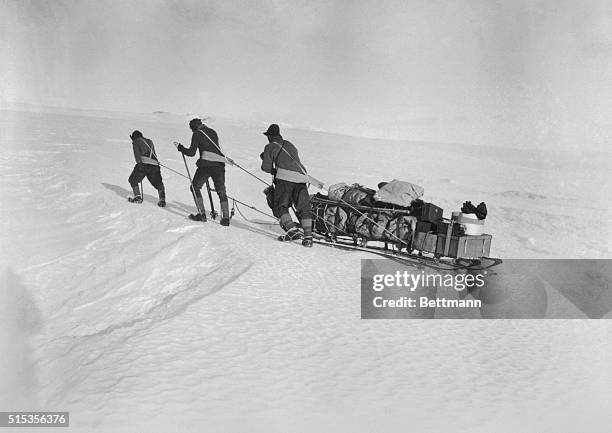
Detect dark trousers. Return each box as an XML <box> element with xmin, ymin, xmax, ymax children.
<box><xmin>192</xmin><ymin>165</ymin><xmax>227</xmax><ymax>202</ymax></box>
<box><xmin>273</xmin><ymin>179</ymin><xmax>312</xmax><ymax>223</ymax></box>
<box><xmin>129</xmin><ymin>164</ymin><xmax>164</xmax><ymax>190</ymax></box>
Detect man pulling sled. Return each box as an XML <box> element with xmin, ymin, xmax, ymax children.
<box><xmin>260</xmin><ymin>124</ymin><xmax>314</xmax><ymax>247</ymax></box>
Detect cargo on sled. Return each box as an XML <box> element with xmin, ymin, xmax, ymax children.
<box><xmin>310</xmin><ymin>179</ymin><xmax>500</xmax><ymax>268</ymax></box>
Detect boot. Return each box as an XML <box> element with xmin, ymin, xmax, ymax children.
<box><xmin>220</xmin><ymin>200</ymin><xmax>230</xmax><ymax>226</ymax></box>
<box><xmin>128</xmin><ymin>184</ymin><xmax>142</xmax><ymax>203</ymax></box>
<box><xmin>301</xmin><ymin>217</ymin><xmax>313</xmax><ymax>247</ymax></box>
<box><xmin>189</xmin><ymin>196</ymin><xmax>206</xmax><ymax>223</ymax></box>
<box><xmin>279</xmin><ymin>213</ymin><xmax>295</xmax><ymax>232</ymax></box>
<box><xmin>278</xmin><ymin>227</ymin><xmax>302</xmax><ymax>242</ymax></box>
<box><xmin>157</xmin><ymin>185</ymin><xmax>166</xmax><ymax>208</ymax></box>
<box><xmin>189</xmin><ymin>196</ymin><xmax>207</xmax><ymax>222</ymax></box>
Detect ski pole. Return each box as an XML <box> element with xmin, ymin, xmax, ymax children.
<box><xmin>205</xmin><ymin>179</ymin><xmax>217</xmax><ymax>220</ymax></box>
<box><xmin>179</xmin><ymin>151</ymin><xmax>206</xmax><ymax>217</ymax></box>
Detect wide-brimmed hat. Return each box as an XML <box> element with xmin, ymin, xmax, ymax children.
<box><xmin>263</xmin><ymin>124</ymin><xmax>280</xmax><ymax>137</ymax></box>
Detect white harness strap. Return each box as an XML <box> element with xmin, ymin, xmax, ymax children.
<box><xmin>140</xmin><ymin>138</ymin><xmax>159</xmax><ymax>166</ymax></box>
<box><xmin>273</xmin><ymin>140</ymin><xmax>325</xmax><ymax>190</ymax></box>
<box><xmin>199</xmin><ymin>129</ymin><xmax>229</xmax><ymax>163</ymax></box>
<box><xmin>200</xmin><ymin>151</ymin><xmax>227</xmax><ymax>163</ymax></box>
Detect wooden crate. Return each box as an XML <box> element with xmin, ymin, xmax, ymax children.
<box><xmin>436</xmin><ymin>233</ymin><xmax>492</xmax><ymax>258</ymax></box>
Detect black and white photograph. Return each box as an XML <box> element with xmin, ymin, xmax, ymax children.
<box><xmin>1</xmin><ymin>1</ymin><xmax>611</xmax><ymax>432</ymax></box>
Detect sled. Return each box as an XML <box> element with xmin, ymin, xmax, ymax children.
<box><xmin>310</xmin><ymin>195</ymin><xmax>502</xmax><ymax>271</ymax></box>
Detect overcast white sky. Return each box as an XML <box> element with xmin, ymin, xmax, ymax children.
<box><xmin>2</xmin><ymin>0</ymin><xmax>612</xmax><ymax>149</ymax></box>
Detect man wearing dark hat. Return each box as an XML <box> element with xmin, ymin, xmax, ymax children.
<box><xmin>128</xmin><ymin>130</ymin><xmax>166</xmax><ymax>207</ymax></box>
<box><xmin>260</xmin><ymin>124</ymin><xmax>313</xmax><ymax>247</ymax></box>
<box><xmin>176</xmin><ymin>118</ymin><xmax>231</xmax><ymax>225</ymax></box>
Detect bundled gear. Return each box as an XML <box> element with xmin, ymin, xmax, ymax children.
<box><xmin>128</xmin><ymin>130</ymin><xmax>166</xmax><ymax>206</ymax></box>
<box><xmin>311</xmin><ymin>194</ymin><xmax>416</xmax><ymax>245</ymax></box>
<box><xmin>342</xmin><ymin>184</ymin><xmax>375</xmax><ymax>206</ymax></box>
<box><xmin>373</xmin><ymin>179</ymin><xmax>424</xmax><ymax>207</ymax></box>
<box><xmin>328</xmin><ymin>183</ymin><xmax>350</xmax><ymax>201</ymax></box>
<box><xmin>461</xmin><ymin>201</ymin><xmax>488</xmax><ymax>220</ymax></box>
<box><xmin>327</xmin><ymin>182</ymin><xmax>420</xmax><ymax>209</ymax></box>
<box><xmin>307</xmin><ymin>177</ymin><xmax>499</xmax><ymax>268</ymax></box>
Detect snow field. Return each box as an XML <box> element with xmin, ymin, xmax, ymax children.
<box><xmin>0</xmin><ymin>108</ymin><xmax>610</xmax><ymax>432</ymax></box>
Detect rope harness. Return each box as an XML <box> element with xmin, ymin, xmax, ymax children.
<box><xmin>166</xmin><ymin>134</ymin><xmax>413</xmax><ymax>249</ymax></box>
<box><xmin>132</xmin><ymin>132</ymin><xmax>500</xmax><ymax>270</ymax></box>
<box><xmin>268</xmin><ymin>138</ymin><xmax>411</xmax><ymax>247</ymax></box>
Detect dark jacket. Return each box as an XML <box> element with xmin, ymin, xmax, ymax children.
<box><xmin>261</xmin><ymin>136</ymin><xmax>308</xmax><ymax>183</ymax></box>
<box><xmin>178</xmin><ymin>125</ymin><xmax>225</xmax><ymax>168</ymax></box>
<box><xmin>132</xmin><ymin>137</ymin><xmax>158</xmax><ymax>165</ymax></box>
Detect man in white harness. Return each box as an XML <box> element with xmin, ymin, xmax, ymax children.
<box><xmin>260</xmin><ymin>124</ymin><xmax>313</xmax><ymax>247</ymax></box>
<box><xmin>176</xmin><ymin>118</ymin><xmax>231</xmax><ymax>225</ymax></box>
<box><xmin>128</xmin><ymin>130</ymin><xmax>166</xmax><ymax>207</ymax></box>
